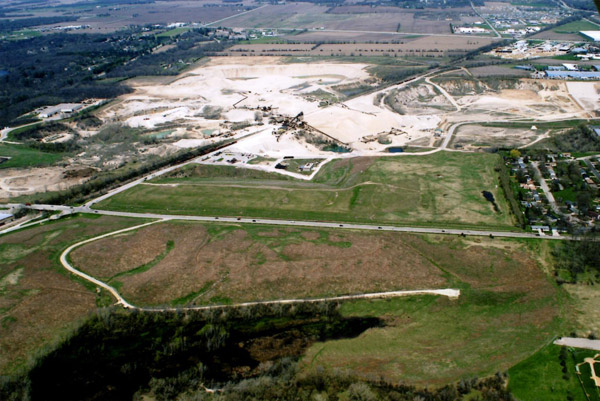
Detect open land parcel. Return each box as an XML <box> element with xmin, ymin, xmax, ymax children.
<box><xmin>2</xmin><ymin>0</ymin><xmax>600</xmax><ymax>398</ymax></box>
<box><xmin>7</xmin><ymin>216</ymin><xmax>561</xmax><ymax>386</ymax></box>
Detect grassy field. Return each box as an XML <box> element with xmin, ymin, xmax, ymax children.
<box><xmin>155</xmin><ymin>27</ymin><xmax>192</xmax><ymax>38</ymax></box>
<box><xmin>0</xmin><ymin>143</ymin><xmax>64</xmax><ymax>169</ymax></box>
<box><xmin>0</xmin><ymin>214</ymin><xmax>147</xmax><ymax>375</ymax></box>
<box><xmin>554</xmin><ymin>19</ymin><xmax>600</xmax><ymax>34</ymax></box>
<box><xmin>509</xmin><ymin>344</ymin><xmax>599</xmax><ymax>401</ymax></box>
<box><xmin>65</xmin><ymin>218</ymin><xmax>565</xmax><ymax>386</ymax></box>
<box><xmin>299</xmin><ymin>235</ymin><xmax>564</xmax><ymax>386</ymax></box>
<box><xmin>70</xmin><ymin>221</ymin><xmax>449</xmax><ymax>306</ymax></box>
<box><xmin>96</xmin><ymin>152</ymin><xmax>517</xmax><ymax>230</ymax></box>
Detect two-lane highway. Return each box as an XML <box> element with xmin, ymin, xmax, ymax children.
<box><xmin>5</xmin><ymin>202</ymin><xmax>567</xmax><ymax>240</ymax></box>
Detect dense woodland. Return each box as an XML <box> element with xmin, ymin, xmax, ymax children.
<box><xmin>561</xmin><ymin>0</ymin><xmax>598</xmax><ymax>11</ymax></box>
<box><xmin>547</xmin><ymin>125</ymin><xmax>600</xmax><ymax>153</ymax></box>
<box><xmin>0</xmin><ymin>28</ymin><xmax>226</xmax><ymax>126</ymax></box>
<box><xmin>553</xmin><ymin>234</ymin><xmax>600</xmax><ymax>283</ymax></box>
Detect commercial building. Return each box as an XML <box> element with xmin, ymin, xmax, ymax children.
<box><xmin>545</xmin><ymin>70</ymin><xmax>600</xmax><ymax>80</ymax></box>
<box><xmin>39</xmin><ymin>103</ymin><xmax>84</xmax><ymax>118</ymax></box>
<box><xmin>580</xmin><ymin>31</ymin><xmax>600</xmax><ymax>42</ymax></box>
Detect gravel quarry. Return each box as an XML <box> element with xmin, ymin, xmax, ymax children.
<box><xmin>92</xmin><ymin>57</ymin><xmax>600</xmax><ymax>178</ymax></box>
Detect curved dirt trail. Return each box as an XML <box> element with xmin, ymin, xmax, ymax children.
<box><xmin>59</xmin><ymin>220</ymin><xmax>460</xmax><ymax>311</ymax></box>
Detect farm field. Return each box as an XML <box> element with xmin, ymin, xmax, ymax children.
<box><xmin>217</xmin><ymin>3</ymin><xmax>474</xmax><ymax>34</ymax></box>
<box><xmin>553</xmin><ymin>19</ymin><xmax>600</xmax><ymax>34</ymax></box>
<box><xmin>65</xmin><ymin>218</ymin><xmax>563</xmax><ymax>386</ymax></box>
<box><xmin>95</xmin><ymin>152</ymin><xmax>517</xmax><ymax>230</ymax></box>
<box><xmin>0</xmin><ymin>214</ymin><xmax>147</xmax><ymax>375</ymax></box>
<box><xmin>6</xmin><ymin>0</ymin><xmax>257</xmax><ymax>33</ymax></box>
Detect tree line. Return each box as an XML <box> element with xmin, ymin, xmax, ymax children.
<box><xmin>0</xmin><ymin>27</ymin><xmax>228</xmax><ymax>127</ymax></box>
<box><xmin>0</xmin><ymin>301</ymin><xmax>515</xmax><ymax>401</ymax></box>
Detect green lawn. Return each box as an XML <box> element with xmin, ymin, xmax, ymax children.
<box><xmin>509</xmin><ymin>344</ymin><xmax>599</xmax><ymax>401</ymax></box>
<box><xmin>95</xmin><ymin>152</ymin><xmax>517</xmax><ymax>230</ymax></box>
<box><xmin>554</xmin><ymin>187</ymin><xmax>577</xmax><ymax>203</ymax></box>
<box><xmin>0</xmin><ymin>143</ymin><xmax>64</xmax><ymax>169</ymax></box>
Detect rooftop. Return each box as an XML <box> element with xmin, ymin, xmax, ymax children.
<box><xmin>580</xmin><ymin>31</ymin><xmax>600</xmax><ymax>41</ymax></box>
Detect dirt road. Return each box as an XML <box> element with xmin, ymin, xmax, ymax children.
<box><xmin>59</xmin><ymin>220</ymin><xmax>460</xmax><ymax>310</ymax></box>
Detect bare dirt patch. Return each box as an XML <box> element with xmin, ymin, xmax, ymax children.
<box><xmin>0</xmin><ymin>166</ymin><xmax>90</xmax><ymax>200</ymax></box>
<box><xmin>453</xmin><ymin>124</ymin><xmax>542</xmax><ymax>149</ymax></box>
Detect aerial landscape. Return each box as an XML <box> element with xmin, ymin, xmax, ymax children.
<box><xmin>1</xmin><ymin>0</ymin><xmax>600</xmax><ymax>400</ymax></box>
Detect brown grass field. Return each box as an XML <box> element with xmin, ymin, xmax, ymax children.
<box><xmin>71</xmin><ymin>221</ymin><xmax>551</xmax><ymax>309</ymax></box>
<box><xmin>71</xmin><ymin>222</ymin><xmax>447</xmax><ymax>306</ymax></box>
<box><xmin>0</xmin><ymin>214</ymin><xmax>145</xmax><ymax>374</ymax></box>
<box><xmin>300</xmin><ymin>235</ymin><xmax>563</xmax><ymax>385</ymax></box>
<box><xmin>68</xmin><ymin>220</ymin><xmax>565</xmax><ymax>385</ymax></box>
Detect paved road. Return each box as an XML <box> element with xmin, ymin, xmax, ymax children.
<box><xmin>425</xmin><ymin>77</ymin><xmax>462</xmax><ymax>112</ymax></box>
<box><xmin>582</xmin><ymin>157</ymin><xmax>600</xmax><ymax>181</ymax></box>
<box><xmin>531</xmin><ymin>162</ymin><xmax>560</xmax><ymax>215</ymax></box>
<box><xmin>554</xmin><ymin>337</ymin><xmax>600</xmax><ymax>351</ymax></box>
<box><xmin>135</xmin><ymin>288</ymin><xmax>460</xmax><ymax>312</ymax></box>
<box><xmin>59</xmin><ymin>221</ymin><xmax>160</xmax><ymax>309</ymax></box>
<box><xmin>470</xmin><ymin>1</ymin><xmax>501</xmax><ymax>38</ymax></box>
<box><xmin>11</xmin><ymin>203</ymin><xmax>568</xmax><ymax>241</ymax></box>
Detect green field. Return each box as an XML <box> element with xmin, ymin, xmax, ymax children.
<box><xmin>509</xmin><ymin>344</ymin><xmax>600</xmax><ymax>401</ymax></box>
<box><xmin>299</xmin><ymin>235</ymin><xmax>565</xmax><ymax>385</ymax></box>
<box><xmin>554</xmin><ymin>19</ymin><xmax>600</xmax><ymax>34</ymax></box>
<box><xmin>0</xmin><ymin>143</ymin><xmax>64</xmax><ymax>169</ymax></box>
<box><xmin>95</xmin><ymin>152</ymin><xmax>517</xmax><ymax>230</ymax></box>
<box><xmin>2</xmin><ymin>29</ymin><xmax>42</xmax><ymax>41</ymax></box>
<box><xmin>62</xmin><ymin>215</ymin><xmax>565</xmax><ymax>386</ymax></box>
<box><xmin>481</xmin><ymin>120</ymin><xmax>588</xmax><ymax>130</ymax></box>
<box><xmin>156</xmin><ymin>27</ymin><xmax>192</xmax><ymax>38</ymax></box>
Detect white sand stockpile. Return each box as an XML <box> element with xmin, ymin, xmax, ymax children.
<box><xmin>227</xmin><ymin>129</ymin><xmax>331</xmax><ymax>159</ymax></box>
<box><xmin>135</xmin><ymin>62</ymin><xmax>370</xmax><ymax>118</ymax></box>
<box><xmin>567</xmin><ymin>82</ymin><xmax>600</xmax><ymax>111</ymax></box>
